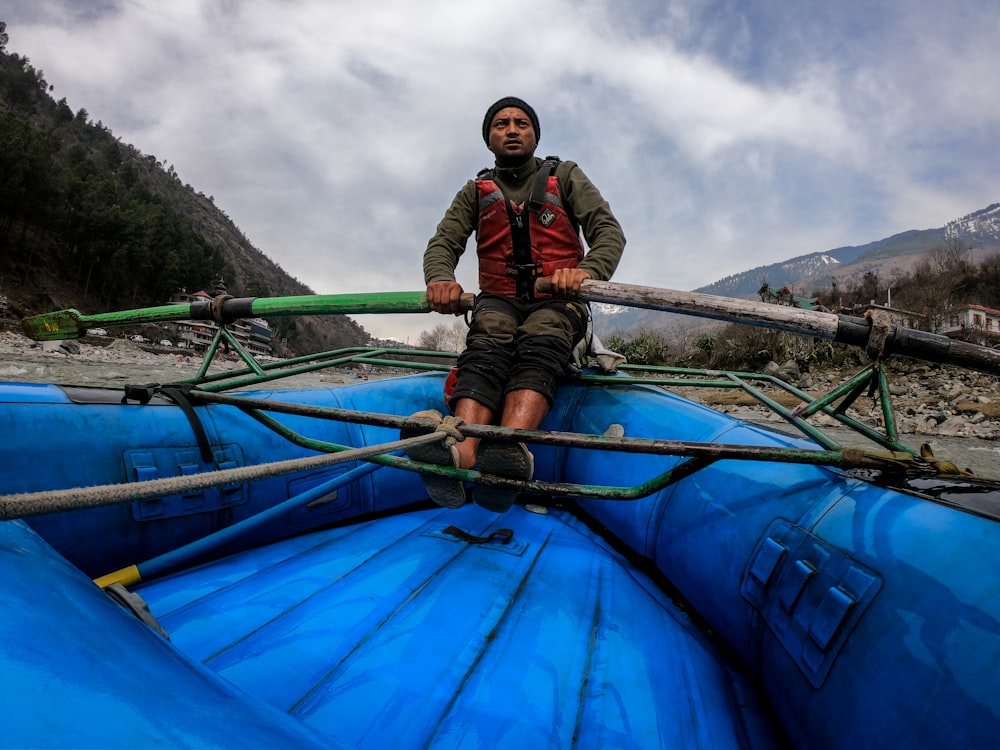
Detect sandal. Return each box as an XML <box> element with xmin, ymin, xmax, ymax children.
<box><xmin>475</xmin><ymin>440</ymin><xmax>534</xmax><ymax>513</ymax></box>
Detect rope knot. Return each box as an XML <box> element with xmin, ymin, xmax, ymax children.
<box><xmin>408</xmin><ymin>410</ymin><xmax>465</xmax><ymax>446</ymax></box>
<box><xmin>437</xmin><ymin>415</ymin><xmax>465</xmax><ymax>446</ymax></box>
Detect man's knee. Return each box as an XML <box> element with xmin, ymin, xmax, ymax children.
<box><xmin>467</xmin><ymin>308</ymin><xmax>519</xmax><ymax>348</ymax></box>
<box><xmin>519</xmin><ymin>300</ymin><xmax>587</xmax><ymax>344</ymax></box>
<box><xmin>507</xmin><ymin>334</ymin><xmax>572</xmax><ymax>403</ymax></box>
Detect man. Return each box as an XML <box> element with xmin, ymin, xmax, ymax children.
<box><xmin>414</xmin><ymin>96</ymin><xmax>625</xmax><ymax>512</ymax></box>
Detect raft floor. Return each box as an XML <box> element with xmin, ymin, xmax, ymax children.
<box><xmin>137</xmin><ymin>504</ymin><xmax>781</xmax><ymax>749</ymax></box>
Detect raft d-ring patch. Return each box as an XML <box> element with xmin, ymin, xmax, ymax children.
<box><xmin>740</xmin><ymin>519</ymin><xmax>883</xmax><ymax>688</ymax></box>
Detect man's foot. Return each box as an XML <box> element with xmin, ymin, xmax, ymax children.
<box><xmin>474</xmin><ymin>440</ymin><xmax>534</xmax><ymax>513</ymax></box>
<box><xmin>402</xmin><ymin>411</ymin><xmax>466</xmax><ymax>509</ymax></box>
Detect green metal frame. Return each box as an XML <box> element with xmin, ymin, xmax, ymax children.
<box><xmin>168</xmin><ymin>328</ymin><xmax>935</xmax><ymax>503</ymax></box>
<box><xmin>597</xmin><ymin>361</ymin><xmax>912</xmax><ymax>454</ymax></box>
<box><xmin>186</xmin><ymin>325</ymin><xmax>910</xmax><ymax>456</ymax></box>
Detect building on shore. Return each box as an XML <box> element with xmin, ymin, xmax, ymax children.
<box><xmin>934</xmin><ymin>303</ymin><xmax>1000</xmax><ymax>344</ymax></box>
<box><xmin>167</xmin><ymin>282</ymin><xmax>273</xmax><ymax>359</ymax></box>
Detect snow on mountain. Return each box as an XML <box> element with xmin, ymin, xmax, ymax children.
<box><xmin>697</xmin><ymin>252</ymin><xmax>843</xmax><ymax>299</ymax></box>
<box><xmin>947</xmin><ymin>203</ymin><xmax>1000</xmax><ymax>242</ymax></box>
<box><xmin>591</xmin><ymin>302</ymin><xmax>629</xmax><ymax>317</ymax></box>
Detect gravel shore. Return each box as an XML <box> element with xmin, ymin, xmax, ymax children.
<box><xmin>0</xmin><ymin>330</ymin><xmax>358</xmax><ymax>388</ymax></box>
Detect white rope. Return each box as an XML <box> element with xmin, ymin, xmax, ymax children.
<box><xmin>0</xmin><ymin>432</ymin><xmax>444</xmax><ymax>519</ymax></box>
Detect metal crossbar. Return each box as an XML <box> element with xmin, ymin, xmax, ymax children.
<box><xmin>3</xmin><ymin>349</ymin><xmax>957</xmax><ymax>519</ymax></box>
<box><xmin>182</xmin><ymin>384</ymin><xmax>934</xmax><ymax>504</ymax></box>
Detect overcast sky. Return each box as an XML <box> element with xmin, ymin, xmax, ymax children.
<box><xmin>5</xmin><ymin>1</ymin><xmax>1000</xmax><ymax>341</ymax></box>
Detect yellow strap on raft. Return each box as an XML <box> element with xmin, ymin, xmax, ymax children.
<box><xmin>94</xmin><ymin>565</ymin><xmax>142</xmax><ymax>589</ymax></box>
<box><xmin>917</xmin><ymin>442</ymin><xmax>975</xmax><ymax>476</ymax></box>
<box><xmin>858</xmin><ymin>445</ymin><xmax>975</xmax><ymax>477</ymax></box>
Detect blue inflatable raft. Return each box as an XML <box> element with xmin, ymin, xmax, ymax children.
<box><xmin>2</xmin><ymin>363</ymin><xmax>999</xmax><ymax>749</ymax></box>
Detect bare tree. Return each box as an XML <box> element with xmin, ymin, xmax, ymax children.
<box><xmin>930</xmin><ymin>236</ymin><xmax>971</xmax><ymax>274</ymax></box>
<box><xmin>416</xmin><ymin>320</ymin><xmax>467</xmax><ymax>352</ymax></box>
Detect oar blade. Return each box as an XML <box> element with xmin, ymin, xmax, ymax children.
<box><xmin>21</xmin><ymin>309</ymin><xmax>87</xmax><ymax>341</ymax></box>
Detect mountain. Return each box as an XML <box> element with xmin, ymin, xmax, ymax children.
<box><xmin>947</xmin><ymin>203</ymin><xmax>1000</xmax><ymax>243</ymax></box>
<box><xmin>694</xmin><ymin>227</ymin><xmax>950</xmax><ymax>301</ymax></box>
<box><xmin>701</xmin><ymin>204</ymin><xmax>1000</xmax><ymax>302</ymax></box>
<box><xmin>592</xmin><ymin>204</ymin><xmax>1000</xmax><ymax>342</ymax></box>
<box><xmin>0</xmin><ymin>33</ymin><xmax>368</xmax><ymax>355</ymax></box>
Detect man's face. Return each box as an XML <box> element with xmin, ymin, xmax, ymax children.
<box><xmin>487</xmin><ymin>107</ymin><xmax>537</xmax><ymax>163</ymax></box>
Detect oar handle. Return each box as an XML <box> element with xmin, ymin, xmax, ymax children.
<box><xmin>247</xmin><ymin>292</ymin><xmax>476</xmax><ymax>319</ymax></box>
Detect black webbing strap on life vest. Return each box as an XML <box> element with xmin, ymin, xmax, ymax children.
<box><xmin>505</xmin><ymin>198</ymin><xmax>536</xmax><ymax>300</ymax></box>
<box><xmin>507</xmin><ymin>156</ymin><xmax>561</xmax><ymax>300</ymax></box>
<box><xmin>527</xmin><ymin>156</ymin><xmax>560</xmax><ymax>214</ymax></box>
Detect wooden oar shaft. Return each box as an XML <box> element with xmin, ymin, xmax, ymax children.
<box><xmin>565</xmin><ymin>279</ymin><xmax>844</xmax><ymax>338</ymax></box>
<box><xmin>545</xmin><ymin>279</ymin><xmax>1000</xmax><ymax>376</ymax></box>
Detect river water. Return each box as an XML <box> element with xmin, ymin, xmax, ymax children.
<box><xmin>2</xmin><ymin>340</ymin><xmax>998</xmax><ymax>480</ymax></box>
<box><xmin>745</xmin><ymin>419</ymin><xmax>1000</xmax><ymax>480</ymax></box>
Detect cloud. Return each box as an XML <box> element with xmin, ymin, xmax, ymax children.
<box><xmin>5</xmin><ymin>0</ymin><xmax>1000</xmax><ymax>341</ymax></box>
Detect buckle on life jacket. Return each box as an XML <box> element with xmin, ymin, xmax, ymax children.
<box><xmin>506</xmin><ymin>263</ymin><xmax>542</xmax><ymax>278</ymax></box>
<box><xmin>507</xmin><ymin>263</ymin><xmax>542</xmax><ymax>301</ymax></box>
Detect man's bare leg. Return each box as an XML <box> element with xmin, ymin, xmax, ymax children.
<box><xmin>453</xmin><ymin>389</ymin><xmax>548</xmax><ymax>468</ymax></box>
<box><xmin>452</xmin><ymin>397</ymin><xmax>493</xmax><ymax>469</ymax></box>
<box><xmin>499</xmin><ymin>389</ymin><xmax>550</xmax><ymax>430</ymax></box>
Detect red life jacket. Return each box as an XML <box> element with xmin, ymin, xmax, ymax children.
<box><xmin>475</xmin><ymin>157</ymin><xmax>584</xmax><ymax>299</ymax></box>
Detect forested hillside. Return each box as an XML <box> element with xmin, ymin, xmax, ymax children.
<box><xmin>0</xmin><ymin>24</ymin><xmax>368</xmax><ymax>354</ymax></box>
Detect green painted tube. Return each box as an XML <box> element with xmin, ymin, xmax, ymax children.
<box><xmin>22</xmin><ymin>291</ymin><xmax>475</xmax><ymax>341</ymax></box>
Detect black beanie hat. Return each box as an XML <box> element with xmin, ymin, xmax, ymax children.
<box><xmin>482</xmin><ymin>97</ymin><xmax>540</xmax><ymax>143</ymax></box>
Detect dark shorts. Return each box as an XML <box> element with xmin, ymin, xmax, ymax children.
<box><xmin>450</xmin><ymin>294</ymin><xmax>588</xmax><ymax>413</ymax></box>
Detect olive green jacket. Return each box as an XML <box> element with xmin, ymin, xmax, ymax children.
<box><xmin>423</xmin><ymin>156</ymin><xmax>626</xmax><ymax>287</ymax></box>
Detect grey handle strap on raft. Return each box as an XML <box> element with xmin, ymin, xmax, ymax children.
<box><xmin>159</xmin><ymin>385</ymin><xmax>214</xmax><ymax>463</ymax></box>
<box><xmin>122</xmin><ymin>384</ymin><xmax>214</xmax><ymax>465</ymax></box>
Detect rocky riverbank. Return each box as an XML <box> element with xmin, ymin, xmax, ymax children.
<box><xmin>0</xmin><ymin>330</ymin><xmax>360</xmax><ymax>388</ymax></box>
<box><xmin>2</xmin><ymin>330</ymin><xmax>998</xmax><ymax>440</ymax></box>
<box><xmin>677</xmin><ymin>358</ymin><xmax>1000</xmax><ymax>441</ymax></box>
